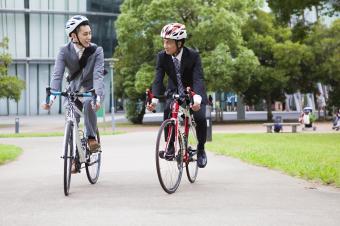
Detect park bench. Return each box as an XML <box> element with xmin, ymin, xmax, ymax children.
<box><xmin>263</xmin><ymin>122</ymin><xmax>301</xmax><ymax>133</ymax></box>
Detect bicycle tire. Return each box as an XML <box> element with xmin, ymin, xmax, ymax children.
<box><xmin>155</xmin><ymin>119</ymin><xmax>183</xmax><ymax>194</ymax></box>
<box><xmin>63</xmin><ymin>121</ymin><xmax>73</xmax><ymax>196</ymax></box>
<box><xmin>185</xmin><ymin>122</ymin><xmax>199</xmax><ymax>183</ymax></box>
<box><xmin>85</xmin><ymin>128</ymin><xmax>101</xmax><ymax>184</ymax></box>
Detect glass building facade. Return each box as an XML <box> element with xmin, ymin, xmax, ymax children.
<box><xmin>0</xmin><ymin>0</ymin><xmax>122</xmax><ymax>115</ymax></box>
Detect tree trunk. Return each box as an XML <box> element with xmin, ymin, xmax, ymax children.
<box><xmin>315</xmin><ymin>5</ymin><xmax>319</xmax><ymax>21</ymax></box>
<box><xmin>6</xmin><ymin>97</ymin><xmax>9</xmax><ymax>115</ymax></box>
<box><xmin>266</xmin><ymin>95</ymin><xmax>273</xmax><ymax>121</ymax></box>
<box><xmin>236</xmin><ymin>94</ymin><xmax>245</xmax><ymax>120</ymax></box>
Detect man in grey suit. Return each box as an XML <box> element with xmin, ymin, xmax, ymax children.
<box><xmin>42</xmin><ymin>15</ymin><xmax>105</xmax><ymax>152</ymax></box>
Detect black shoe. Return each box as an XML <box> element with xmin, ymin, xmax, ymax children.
<box><xmin>159</xmin><ymin>144</ymin><xmax>175</xmax><ymax>161</ymax></box>
<box><xmin>197</xmin><ymin>149</ymin><xmax>207</xmax><ymax>168</ymax></box>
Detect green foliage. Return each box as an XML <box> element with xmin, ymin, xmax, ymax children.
<box><xmin>204</xmin><ymin>44</ymin><xmax>259</xmax><ymax>93</ymax></box>
<box><xmin>0</xmin><ymin>76</ymin><xmax>25</xmax><ymax>102</ymax></box>
<box><xmin>267</xmin><ymin>0</ymin><xmax>339</xmax><ymax>24</ymax></box>
<box><xmin>309</xmin><ymin>112</ymin><xmax>317</xmax><ymax>122</ymax></box>
<box><xmin>273</xmin><ymin>41</ymin><xmax>315</xmax><ymax>93</ymax></box>
<box><xmin>0</xmin><ymin>37</ymin><xmax>25</xmax><ymax>102</ymax></box>
<box><xmin>203</xmin><ymin>43</ymin><xmax>234</xmax><ymax>92</ymax></box>
<box><xmin>242</xmin><ymin>10</ymin><xmax>291</xmax><ymax>120</ymax></box>
<box><xmin>114</xmin><ymin>0</ymin><xmax>259</xmax><ymax>123</ymax></box>
<box><xmin>266</xmin><ymin>1</ymin><xmax>340</xmax><ymax>109</ymax></box>
<box><xmin>0</xmin><ymin>37</ymin><xmax>12</xmax><ymax>76</ymax></box>
<box><xmin>114</xmin><ymin>1</ymin><xmax>339</xmax><ymax>123</ymax></box>
<box><xmin>231</xmin><ymin>47</ymin><xmax>260</xmax><ymax>94</ymax></box>
<box><xmin>135</xmin><ymin>64</ymin><xmax>154</xmax><ymax>93</ymax></box>
<box><xmin>304</xmin><ymin>19</ymin><xmax>340</xmax><ymax>107</ymax></box>
<box><xmin>124</xmin><ymin>99</ymin><xmax>145</xmax><ymax>124</ymax></box>
<box><xmin>291</xmin><ymin>21</ymin><xmax>312</xmax><ymax>42</ymax></box>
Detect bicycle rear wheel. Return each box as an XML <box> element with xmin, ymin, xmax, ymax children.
<box><xmin>63</xmin><ymin>121</ymin><xmax>73</xmax><ymax>196</ymax></box>
<box><xmin>156</xmin><ymin>119</ymin><xmax>183</xmax><ymax>194</ymax></box>
<box><xmin>85</xmin><ymin>128</ymin><xmax>101</xmax><ymax>184</ymax></box>
<box><xmin>186</xmin><ymin>123</ymin><xmax>199</xmax><ymax>183</ymax></box>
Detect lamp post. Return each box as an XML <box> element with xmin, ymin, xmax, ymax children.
<box><xmin>110</xmin><ymin>61</ymin><xmax>115</xmax><ymax>132</ymax></box>
<box><xmin>110</xmin><ymin>58</ymin><xmax>119</xmax><ymax>132</ymax></box>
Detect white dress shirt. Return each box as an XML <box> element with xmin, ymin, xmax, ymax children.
<box><xmin>73</xmin><ymin>43</ymin><xmax>85</xmax><ymax>59</ymax></box>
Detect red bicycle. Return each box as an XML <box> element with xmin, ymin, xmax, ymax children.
<box><xmin>146</xmin><ymin>87</ymin><xmax>199</xmax><ymax>194</ymax></box>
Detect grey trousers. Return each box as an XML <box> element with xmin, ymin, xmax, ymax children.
<box><xmin>74</xmin><ymin>99</ymin><xmax>97</xmax><ymax>138</ymax></box>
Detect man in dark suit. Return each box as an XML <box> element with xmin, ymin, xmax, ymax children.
<box><xmin>147</xmin><ymin>23</ymin><xmax>208</xmax><ymax>168</ymax></box>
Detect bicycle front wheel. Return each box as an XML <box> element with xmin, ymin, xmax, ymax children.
<box><xmin>156</xmin><ymin>119</ymin><xmax>183</xmax><ymax>194</ymax></box>
<box><xmin>63</xmin><ymin>121</ymin><xmax>73</xmax><ymax>196</ymax></box>
<box><xmin>85</xmin><ymin>128</ymin><xmax>101</xmax><ymax>184</ymax></box>
<box><xmin>186</xmin><ymin>123</ymin><xmax>199</xmax><ymax>183</ymax></box>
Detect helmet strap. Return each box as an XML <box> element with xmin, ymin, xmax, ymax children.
<box><xmin>173</xmin><ymin>40</ymin><xmax>183</xmax><ymax>57</ymax></box>
<box><xmin>73</xmin><ymin>32</ymin><xmax>86</xmax><ymax>49</ymax></box>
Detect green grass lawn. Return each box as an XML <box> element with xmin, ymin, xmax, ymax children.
<box><xmin>0</xmin><ymin>144</ymin><xmax>23</xmax><ymax>164</ymax></box>
<box><xmin>206</xmin><ymin>133</ymin><xmax>340</xmax><ymax>187</ymax></box>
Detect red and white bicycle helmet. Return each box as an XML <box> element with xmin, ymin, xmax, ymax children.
<box><xmin>65</xmin><ymin>15</ymin><xmax>89</xmax><ymax>37</ymax></box>
<box><xmin>160</xmin><ymin>23</ymin><xmax>187</xmax><ymax>40</ymax></box>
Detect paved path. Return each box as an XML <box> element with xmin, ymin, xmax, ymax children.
<box><xmin>1</xmin><ymin>132</ymin><xmax>340</xmax><ymax>226</ymax></box>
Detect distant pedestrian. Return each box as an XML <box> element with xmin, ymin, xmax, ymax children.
<box><xmin>208</xmin><ymin>95</ymin><xmax>213</xmax><ymax>107</ymax></box>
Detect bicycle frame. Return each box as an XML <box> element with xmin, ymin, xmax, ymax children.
<box><xmin>47</xmin><ymin>88</ymin><xmax>95</xmax><ymax>163</ymax></box>
<box><xmin>64</xmin><ymin>96</ymin><xmax>86</xmax><ymax>163</ymax></box>
<box><xmin>173</xmin><ymin>100</ymin><xmax>192</xmax><ymax>162</ymax></box>
<box><xmin>169</xmin><ymin>93</ymin><xmax>196</xmax><ymax>163</ymax></box>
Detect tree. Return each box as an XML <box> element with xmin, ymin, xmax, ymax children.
<box><xmin>242</xmin><ymin>10</ymin><xmax>293</xmax><ymax>120</ymax></box>
<box><xmin>0</xmin><ymin>37</ymin><xmax>25</xmax><ymax>113</ymax></box>
<box><xmin>304</xmin><ymin>19</ymin><xmax>340</xmax><ymax>108</ymax></box>
<box><xmin>114</xmin><ymin>0</ymin><xmax>260</xmax><ymax>123</ymax></box>
<box><xmin>273</xmin><ymin>41</ymin><xmax>315</xmax><ymax>94</ymax></box>
<box><xmin>267</xmin><ymin>0</ymin><xmax>339</xmax><ymax>24</ymax></box>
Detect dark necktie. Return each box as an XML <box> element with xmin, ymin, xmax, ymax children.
<box><xmin>173</xmin><ymin>57</ymin><xmax>185</xmax><ymax>96</ymax></box>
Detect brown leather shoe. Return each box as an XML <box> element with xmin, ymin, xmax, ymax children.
<box><xmin>71</xmin><ymin>160</ymin><xmax>78</xmax><ymax>174</ymax></box>
<box><xmin>88</xmin><ymin>139</ymin><xmax>100</xmax><ymax>153</ymax></box>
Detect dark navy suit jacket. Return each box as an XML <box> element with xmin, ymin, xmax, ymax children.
<box><xmin>152</xmin><ymin>47</ymin><xmax>208</xmax><ymax>104</ymax></box>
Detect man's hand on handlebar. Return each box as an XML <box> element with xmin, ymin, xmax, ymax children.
<box><xmin>191</xmin><ymin>103</ymin><xmax>201</xmax><ymax>112</ymax></box>
<box><xmin>41</xmin><ymin>103</ymin><xmax>51</xmax><ymax>110</ymax></box>
<box><xmin>92</xmin><ymin>101</ymin><xmax>101</xmax><ymax>111</ymax></box>
<box><xmin>191</xmin><ymin>94</ymin><xmax>202</xmax><ymax>112</ymax></box>
<box><xmin>41</xmin><ymin>94</ymin><xmax>56</xmax><ymax>111</ymax></box>
<box><xmin>146</xmin><ymin>98</ymin><xmax>158</xmax><ymax>112</ymax></box>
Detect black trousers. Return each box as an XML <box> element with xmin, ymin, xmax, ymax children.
<box><xmin>164</xmin><ymin>99</ymin><xmax>207</xmax><ymax>150</ymax></box>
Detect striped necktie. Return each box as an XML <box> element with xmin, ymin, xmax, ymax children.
<box><xmin>173</xmin><ymin>57</ymin><xmax>185</xmax><ymax>96</ymax></box>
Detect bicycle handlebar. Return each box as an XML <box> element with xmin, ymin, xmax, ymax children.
<box><xmin>45</xmin><ymin>87</ymin><xmax>97</xmax><ymax>105</ymax></box>
<box><xmin>145</xmin><ymin>87</ymin><xmax>196</xmax><ymax>113</ymax></box>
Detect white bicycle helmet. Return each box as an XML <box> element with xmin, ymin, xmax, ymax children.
<box><xmin>160</xmin><ymin>23</ymin><xmax>187</xmax><ymax>40</ymax></box>
<box><xmin>65</xmin><ymin>15</ymin><xmax>89</xmax><ymax>37</ymax></box>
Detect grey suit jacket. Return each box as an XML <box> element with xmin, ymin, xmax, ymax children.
<box><xmin>50</xmin><ymin>42</ymin><xmax>105</xmax><ymax>98</ymax></box>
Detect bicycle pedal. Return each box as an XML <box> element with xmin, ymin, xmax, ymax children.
<box><xmin>188</xmin><ymin>149</ymin><xmax>197</xmax><ymax>156</ymax></box>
